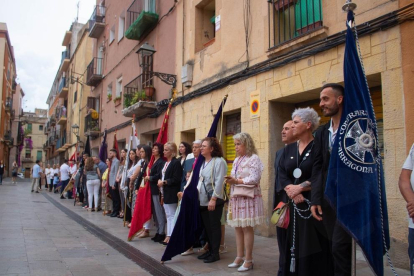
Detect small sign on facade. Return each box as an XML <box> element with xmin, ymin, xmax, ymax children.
<box><xmin>215</xmin><ymin>15</ymin><xmax>221</xmax><ymax>32</ymax></box>
<box><xmin>250</xmin><ymin>90</ymin><xmax>260</xmax><ymax>119</ymax></box>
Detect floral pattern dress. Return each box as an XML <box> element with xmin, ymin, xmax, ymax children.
<box><xmin>227</xmin><ymin>154</ymin><xmax>265</xmax><ymax>228</ymax></box>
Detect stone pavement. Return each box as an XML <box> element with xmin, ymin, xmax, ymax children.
<box><xmin>0</xmin><ymin>177</ymin><xmax>410</xmax><ymax>276</ymax></box>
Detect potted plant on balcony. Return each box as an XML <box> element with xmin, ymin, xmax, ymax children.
<box><xmin>144</xmin><ymin>85</ymin><xmax>155</xmax><ymax>98</ymax></box>
<box><xmin>107</xmin><ymin>93</ymin><xmax>112</xmax><ymax>102</ymax></box>
<box><xmin>113</xmin><ymin>96</ymin><xmax>122</xmax><ymax>105</ymax></box>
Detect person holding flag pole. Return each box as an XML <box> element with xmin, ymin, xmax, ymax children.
<box><xmin>311</xmin><ymin>1</ymin><xmax>394</xmax><ymax>275</ymax></box>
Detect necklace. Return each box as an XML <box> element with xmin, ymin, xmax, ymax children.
<box><xmin>234</xmin><ymin>155</ymin><xmax>246</xmax><ymax>178</ymax></box>
<box><xmin>293</xmin><ymin>140</ymin><xmax>314</xmax><ymax>181</ymax></box>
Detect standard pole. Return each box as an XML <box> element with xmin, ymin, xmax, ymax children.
<box><xmin>351</xmin><ymin>238</ymin><xmax>357</xmax><ymax>276</ymax></box>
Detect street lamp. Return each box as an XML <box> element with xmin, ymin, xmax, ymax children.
<box><xmin>136</xmin><ymin>42</ymin><xmax>156</xmax><ymax>69</ymax></box>
<box><xmin>135</xmin><ymin>42</ymin><xmax>177</xmax><ymax>88</ymax></box>
<box><xmin>71</xmin><ymin>124</ymin><xmax>80</xmax><ymax>142</ymax></box>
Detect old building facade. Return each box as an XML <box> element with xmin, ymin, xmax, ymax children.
<box><xmin>171</xmin><ymin>0</ymin><xmax>414</xmax><ymax>269</ymax></box>
<box><xmin>0</xmin><ymin>23</ymin><xmax>17</xmax><ymax>174</ymax></box>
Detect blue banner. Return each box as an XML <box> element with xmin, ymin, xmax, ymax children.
<box><xmin>325</xmin><ymin>11</ymin><xmax>390</xmax><ymax>276</ymax></box>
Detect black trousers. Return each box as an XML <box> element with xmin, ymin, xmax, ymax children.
<box><xmin>322</xmin><ymin>199</ymin><xmax>352</xmax><ymax>276</ymax></box>
<box><xmin>109</xmin><ymin>186</ymin><xmax>120</xmax><ymax>214</ymax></box>
<box><xmin>200</xmin><ymin>204</ymin><xmax>224</xmax><ymax>257</ymax></box>
<box><xmin>276</xmin><ymin>227</ymin><xmax>287</xmax><ymax>276</ymax></box>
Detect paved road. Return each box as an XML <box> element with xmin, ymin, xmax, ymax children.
<box><xmin>0</xmin><ymin>177</ymin><xmax>410</xmax><ymax>276</ymax></box>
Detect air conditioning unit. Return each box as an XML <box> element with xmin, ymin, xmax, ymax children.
<box><xmin>181</xmin><ymin>64</ymin><xmax>193</xmax><ymax>87</ymax></box>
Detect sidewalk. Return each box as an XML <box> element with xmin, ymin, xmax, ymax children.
<box><xmin>0</xmin><ymin>177</ymin><xmax>410</xmax><ymax>275</ymax></box>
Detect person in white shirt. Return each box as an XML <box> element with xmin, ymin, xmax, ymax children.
<box><xmin>45</xmin><ymin>164</ymin><xmax>52</xmax><ymax>192</ymax></box>
<box><xmin>69</xmin><ymin>160</ymin><xmax>77</xmax><ymax>177</ymax></box>
<box><xmin>60</xmin><ymin>160</ymin><xmax>71</xmax><ymax>199</ymax></box>
<box><xmin>398</xmin><ymin>143</ymin><xmax>414</xmax><ymax>275</ymax></box>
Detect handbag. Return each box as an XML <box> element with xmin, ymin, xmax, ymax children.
<box><xmin>202</xmin><ymin>158</ymin><xmax>225</xmax><ymax>206</ymax></box>
<box><xmin>232</xmin><ymin>184</ymin><xmax>255</xmax><ymax>198</ymax></box>
<box><xmin>271</xmin><ymin>201</ymin><xmax>290</xmax><ymax>228</ymax></box>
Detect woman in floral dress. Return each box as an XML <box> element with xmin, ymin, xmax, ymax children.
<box><xmin>226</xmin><ymin>132</ymin><xmax>265</xmax><ymax>272</ymax></box>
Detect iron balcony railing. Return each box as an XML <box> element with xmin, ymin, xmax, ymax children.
<box><xmin>86</xmin><ymin>57</ymin><xmax>103</xmax><ymax>86</ymax></box>
<box><xmin>5</xmin><ymin>97</ymin><xmax>12</xmax><ymax>110</ymax></box>
<box><xmin>123</xmin><ymin>73</ymin><xmax>156</xmax><ymax>109</ymax></box>
<box><xmin>61</xmin><ymin>50</ymin><xmax>69</xmax><ymax>63</ymax></box>
<box><xmin>55</xmin><ymin>105</ymin><xmax>67</xmax><ymax>121</ymax></box>
<box><xmin>84</xmin><ymin>113</ymin><xmax>99</xmax><ymax>133</ymax></box>
<box><xmin>89</xmin><ymin>5</ymin><xmax>106</xmax><ymax>29</ymax></box>
<box><xmin>4</xmin><ymin>131</ymin><xmax>12</xmax><ymax>142</ymax></box>
<box><xmin>268</xmin><ymin>0</ymin><xmax>323</xmax><ymax>48</ymax></box>
<box><xmin>58</xmin><ymin>77</ymin><xmax>68</xmax><ymax>92</ymax></box>
<box><xmin>126</xmin><ymin>0</ymin><xmax>156</xmax><ymax>29</ymax></box>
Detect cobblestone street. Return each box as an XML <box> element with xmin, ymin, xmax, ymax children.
<box><xmin>0</xmin><ymin>178</ymin><xmax>409</xmax><ymax>276</ymax></box>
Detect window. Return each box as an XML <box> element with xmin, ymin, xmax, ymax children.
<box><xmin>25</xmin><ymin>149</ymin><xmax>31</xmax><ymax>158</ymax></box>
<box><xmin>39</xmin><ymin>125</ymin><xmax>43</xmax><ymax>131</ymax></box>
<box><xmin>36</xmin><ymin>151</ymin><xmax>42</xmax><ymax>161</ymax></box>
<box><xmin>144</xmin><ymin>0</ymin><xmax>156</xmax><ymax>13</ymax></box>
<box><xmin>110</xmin><ymin>25</ymin><xmax>115</xmax><ymax>44</ymax></box>
<box><xmin>268</xmin><ymin>0</ymin><xmax>323</xmax><ymax>48</ymax></box>
<box><xmin>116</xmin><ymin>77</ymin><xmax>122</xmax><ymax>98</ymax></box>
<box><xmin>27</xmin><ymin>123</ymin><xmax>32</xmax><ymax>132</ymax></box>
<box><xmin>107</xmin><ymin>83</ymin><xmax>113</xmax><ymax>99</ymax></box>
<box><xmin>74</xmin><ymin>91</ymin><xmax>77</xmax><ymax>103</ymax></box>
<box><xmin>118</xmin><ymin>13</ymin><xmax>125</xmax><ymax>41</ymax></box>
<box><xmin>195</xmin><ymin>0</ymin><xmax>216</xmax><ymax>52</ymax></box>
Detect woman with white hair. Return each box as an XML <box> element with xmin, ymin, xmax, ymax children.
<box><xmin>226</xmin><ymin>132</ymin><xmax>265</xmax><ymax>272</ymax></box>
<box><xmin>278</xmin><ymin>107</ymin><xmax>333</xmax><ymax>275</ymax></box>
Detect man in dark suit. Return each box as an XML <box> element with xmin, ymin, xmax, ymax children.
<box><xmin>274</xmin><ymin>120</ymin><xmax>296</xmax><ymax>276</ymax></box>
<box><xmin>311</xmin><ymin>83</ymin><xmax>351</xmax><ymax>276</ymax></box>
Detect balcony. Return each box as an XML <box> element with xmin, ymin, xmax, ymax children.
<box><xmin>11</xmin><ymin>109</ymin><xmax>15</xmax><ymax>120</ymax></box>
<box><xmin>3</xmin><ymin>131</ymin><xmax>12</xmax><ymax>145</ymax></box>
<box><xmin>89</xmin><ymin>5</ymin><xmax>106</xmax><ymax>38</ymax></box>
<box><xmin>62</xmin><ymin>31</ymin><xmax>72</xmax><ymax>47</ymax></box>
<box><xmin>57</xmin><ymin>134</ymin><xmax>67</xmax><ymax>152</ymax></box>
<box><xmin>268</xmin><ymin>0</ymin><xmax>323</xmax><ymax>49</ymax></box>
<box><xmin>55</xmin><ymin>106</ymin><xmax>67</xmax><ymax>126</ymax></box>
<box><xmin>86</xmin><ymin>58</ymin><xmax>103</xmax><ymax>86</ymax></box>
<box><xmin>59</xmin><ymin>50</ymin><xmax>70</xmax><ymax>74</ymax></box>
<box><xmin>58</xmin><ymin>77</ymin><xmax>69</xmax><ymax>99</ymax></box>
<box><xmin>125</xmin><ymin>0</ymin><xmax>159</xmax><ymax>41</ymax></box>
<box><xmin>5</xmin><ymin>97</ymin><xmax>12</xmax><ymax>113</ymax></box>
<box><xmin>22</xmin><ymin>156</ymin><xmax>33</xmax><ymax>163</ymax></box>
<box><xmin>122</xmin><ymin>73</ymin><xmax>157</xmax><ymax>118</ymax></box>
<box><xmin>48</xmin><ymin>135</ymin><xmax>56</xmax><ymax>147</ymax></box>
<box><xmin>12</xmin><ymin>79</ymin><xmax>17</xmax><ymax>93</ymax></box>
<box><xmin>84</xmin><ymin>113</ymin><xmax>100</xmax><ymax>139</ymax></box>
<box><xmin>50</xmin><ymin>115</ymin><xmax>56</xmax><ymax>127</ymax></box>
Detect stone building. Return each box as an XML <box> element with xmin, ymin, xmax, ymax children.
<box><xmin>0</xmin><ymin>23</ymin><xmax>17</xmax><ymax>174</ymax></box>
<box><xmin>9</xmin><ymin>83</ymin><xmax>24</xmax><ymax>176</ymax></box>
<box><xmin>170</xmin><ymin>0</ymin><xmax>414</xmax><ymax>269</ymax></box>
<box><xmin>20</xmin><ymin>109</ymin><xmax>47</xmax><ymax>178</ymax></box>
<box><xmin>86</xmin><ymin>0</ymin><xmax>178</xmax><ymax>153</ymax></box>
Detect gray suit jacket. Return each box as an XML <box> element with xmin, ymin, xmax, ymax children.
<box><xmin>109</xmin><ymin>157</ymin><xmax>119</xmax><ymax>187</ymax></box>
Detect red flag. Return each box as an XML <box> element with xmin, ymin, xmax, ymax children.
<box><xmin>113</xmin><ymin>132</ymin><xmax>120</xmax><ymax>160</ymax></box>
<box><xmin>128</xmin><ymin>101</ymin><xmax>172</xmax><ymax>241</ymax></box>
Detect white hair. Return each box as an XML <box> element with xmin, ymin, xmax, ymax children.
<box><xmin>292</xmin><ymin>107</ymin><xmax>320</xmax><ymax>132</ymax></box>
<box><xmin>193</xmin><ymin>139</ymin><xmax>202</xmax><ymax>145</ymax></box>
<box><xmin>233</xmin><ymin>132</ymin><xmax>258</xmax><ymax>156</ymax></box>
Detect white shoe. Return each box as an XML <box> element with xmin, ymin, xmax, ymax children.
<box><xmin>237</xmin><ymin>260</ymin><xmax>254</xmax><ymax>272</ymax></box>
<box><xmin>228</xmin><ymin>257</ymin><xmax>244</xmax><ymax>268</ymax></box>
<box><xmin>181</xmin><ymin>248</ymin><xmax>194</xmax><ymax>256</ymax></box>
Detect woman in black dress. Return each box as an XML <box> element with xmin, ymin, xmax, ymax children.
<box><xmin>278</xmin><ymin>107</ymin><xmax>333</xmax><ymax>276</ymax></box>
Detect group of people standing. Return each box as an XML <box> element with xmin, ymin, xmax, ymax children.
<box><xmin>274</xmin><ymin>83</ymin><xmax>352</xmax><ymax>275</ymax></box>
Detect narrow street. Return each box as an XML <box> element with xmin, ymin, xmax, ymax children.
<box><xmin>0</xmin><ymin>178</ymin><xmax>409</xmax><ymax>276</ymax></box>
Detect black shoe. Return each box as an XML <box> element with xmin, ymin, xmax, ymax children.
<box><xmin>31</xmin><ymin>190</ymin><xmax>34</xmax><ymax>193</ymax></box>
<box><xmin>159</xmin><ymin>241</ymin><xmax>168</xmax><ymax>246</ymax></box>
<box><xmin>60</xmin><ymin>196</ymin><xmax>65</xmax><ymax>199</ymax></box>
<box><xmin>153</xmin><ymin>234</ymin><xmax>165</xmax><ymax>243</ymax></box>
<box><xmin>151</xmin><ymin>233</ymin><xmax>160</xmax><ymax>241</ymax></box>
<box><xmin>110</xmin><ymin>213</ymin><xmax>118</xmax><ymax>217</ymax></box>
<box><xmin>197</xmin><ymin>251</ymin><xmax>211</xmax><ymax>260</ymax></box>
<box><xmin>203</xmin><ymin>254</ymin><xmax>220</xmax><ymax>263</ymax></box>
<box><xmin>35</xmin><ymin>191</ymin><xmax>39</xmax><ymax>193</ymax></box>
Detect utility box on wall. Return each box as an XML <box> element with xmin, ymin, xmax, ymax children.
<box><xmin>181</xmin><ymin>64</ymin><xmax>193</xmax><ymax>87</ymax></box>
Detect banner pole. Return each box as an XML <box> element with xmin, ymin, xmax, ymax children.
<box><xmin>351</xmin><ymin>238</ymin><xmax>356</xmax><ymax>276</ymax></box>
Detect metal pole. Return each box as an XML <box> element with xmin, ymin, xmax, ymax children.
<box><xmin>352</xmin><ymin>238</ymin><xmax>357</xmax><ymax>276</ymax></box>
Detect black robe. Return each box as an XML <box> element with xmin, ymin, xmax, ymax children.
<box><xmin>279</xmin><ymin>141</ymin><xmax>333</xmax><ymax>276</ymax></box>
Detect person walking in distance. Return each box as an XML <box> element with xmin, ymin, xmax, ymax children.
<box><xmin>31</xmin><ymin>160</ymin><xmax>42</xmax><ymax>193</ymax></box>
<box><xmin>108</xmin><ymin>149</ymin><xmax>120</xmax><ymax>217</ymax></box>
<box><xmin>310</xmin><ymin>83</ymin><xmax>352</xmax><ymax>275</ymax></box>
<box><xmin>59</xmin><ymin>160</ymin><xmax>71</xmax><ymax>199</ymax></box>
<box><xmin>11</xmin><ymin>161</ymin><xmax>18</xmax><ymax>184</ymax></box>
<box><xmin>0</xmin><ymin>160</ymin><xmax>4</xmax><ymax>185</ymax></box>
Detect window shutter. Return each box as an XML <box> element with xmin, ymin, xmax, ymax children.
<box><xmin>87</xmin><ymin>97</ymin><xmax>96</xmax><ymax>109</ymax></box>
